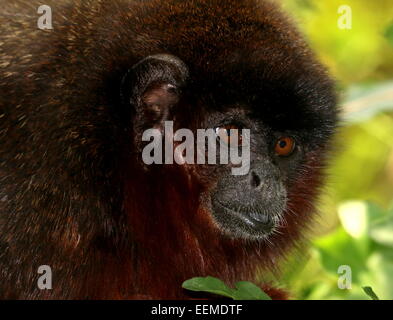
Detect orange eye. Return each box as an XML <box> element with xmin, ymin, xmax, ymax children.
<box><xmin>274</xmin><ymin>137</ymin><xmax>295</xmax><ymax>156</ymax></box>
<box><xmin>215</xmin><ymin>124</ymin><xmax>242</xmax><ymax>146</ymax></box>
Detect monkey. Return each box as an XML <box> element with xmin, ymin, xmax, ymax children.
<box><xmin>0</xmin><ymin>0</ymin><xmax>338</xmax><ymax>299</ymax></box>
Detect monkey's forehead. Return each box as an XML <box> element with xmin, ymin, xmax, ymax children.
<box><xmin>115</xmin><ymin>1</ymin><xmax>334</xmax><ymax>104</ymax></box>
<box><xmin>125</xmin><ymin>0</ymin><xmax>308</xmax><ymax>65</ymax></box>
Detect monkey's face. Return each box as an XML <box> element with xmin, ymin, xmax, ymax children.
<box><xmin>124</xmin><ymin>53</ymin><xmax>337</xmax><ymax>241</ymax></box>
<box><xmin>188</xmin><ymin>96</ymin><xmax>315</xmax><ymax>240</ymax></box>
<box><xmin>201</xmin><ymin>109</ymin><xmax>302</xmax><ymax>240</ymax></box>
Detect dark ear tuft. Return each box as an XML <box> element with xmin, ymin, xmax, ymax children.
<box><xmin>121</xmin><ymin>54</ymin><xmax>189</xmax><ymax>127</ymax></box>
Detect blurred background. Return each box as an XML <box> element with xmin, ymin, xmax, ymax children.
<box><xmin>271</xmin><ymin>0</ymin><xmax>393</xmax><ymax>300</ymax></box>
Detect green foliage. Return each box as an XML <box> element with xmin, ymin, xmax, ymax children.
<box><xmin>282</xmin><ymin>0</ymin><xmax>393</xmax><ymax>84</ymax></box>
<box><xmin>282</xmin><ymin>201</ymin><xmax>393</xmax><ymax>300</ymax></box>
<box><xmin>182</xmin><ymin>276</ymin><xmax>271</xmax><ymax>300</ymax></box>
<box><xmin>363</xmin><ymin>287</ymin><xmax>380</xmax><ymax>300</ymax></box>
<box><xmin>277</xmin><ymin>1</ymin><xmax>393</xmax><ymax>299</ymax></box>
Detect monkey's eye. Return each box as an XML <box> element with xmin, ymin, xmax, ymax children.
<box><xmin>215</xmin><ymin>124</ymin><xmax>243</xmax><ymax>146</ymax></box>
<box><xmin>274</xmin><ymin>137</ymin><xmax>295</xmax><ymax>156</ymax></box>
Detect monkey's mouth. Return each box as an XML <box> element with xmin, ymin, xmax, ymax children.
<box><xmin>211</xmin><ymin>200</ymin><xmax>281</xmax><ymax>239</ymax></box>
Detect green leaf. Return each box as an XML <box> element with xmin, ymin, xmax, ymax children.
<box><xmin>233</xmin><ymin>281</ymin><xmax>272</xmax><ymax>300</ymax></box>
<box><xmin>314</xmin><ymin>227</ymin><xmax>368</xmax><ymax>283</ymax></box>
<box><xmin>362</xmin><ymin>286</ymin><xmax>379</xmax><ymax>300</ymax></box>
<box><xmin>365</xmin><ymin>201</ymin><xmax>390</xmax><ymax>223</ymax></box>
<box><xmin>365</xmin><ymin>252</ymin><xmax>393</xmax><ymax>300</ymax></box>
<box><xmin>182</xmin><ymin>276</ymin><xmax>235</xmax><ymax>299</ymax></box>
<box><xmin>370</xmin><ymin>218</ymin><xmax>393</xmax><ymax>248</ymax></box>
<box><xmin>368</xmin><ymin>202</ymin><xmax>393</xmax><ymax>248</ymax></box>
<box><xmin>182</xmin><ymin>276</ymin><xmax>271</xmax><ymax>300</ymax></box>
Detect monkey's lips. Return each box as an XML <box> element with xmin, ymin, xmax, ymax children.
<box><xmin>212</xmin><ymin>200</ymin><xmax>279</xmax><ymax>238</ymax></box>
<box><xmin>242</xmin><ymin>211</ymin><xmax>275</xmax><ymax>231</ymax></box>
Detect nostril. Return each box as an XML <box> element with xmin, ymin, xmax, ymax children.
<box><xmin>250</xmin><ymin>171</ymin><xmax>261</xmax><ymax>188</ymax></box>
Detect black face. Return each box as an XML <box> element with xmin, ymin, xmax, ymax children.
<box><xmin>202</xmin><ymin>109</ymin><xmax>303</xmax><ymax>240</ymax></box>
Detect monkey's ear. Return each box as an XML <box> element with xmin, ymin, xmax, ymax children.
<box><xmin>121</xmin><ymin>54</ymin><xmax>189</xmax><ymax>128</ymax></box>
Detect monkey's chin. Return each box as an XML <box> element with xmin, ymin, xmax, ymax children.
<box><xmin>211</xmin><ymin>200</ymin><xmax>281</xmax><ymax>240</ymax></box>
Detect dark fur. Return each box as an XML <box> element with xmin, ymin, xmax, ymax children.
<box><xmin>0</xmin><ymin>0</ymin><xmax>338</xmax><ymax>299</ymax></box>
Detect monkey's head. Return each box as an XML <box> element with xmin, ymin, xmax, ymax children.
<box><xmin>121</xmin><ymin>41</ymin><xmax>337</xmax><ymax>241</ymax></box>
